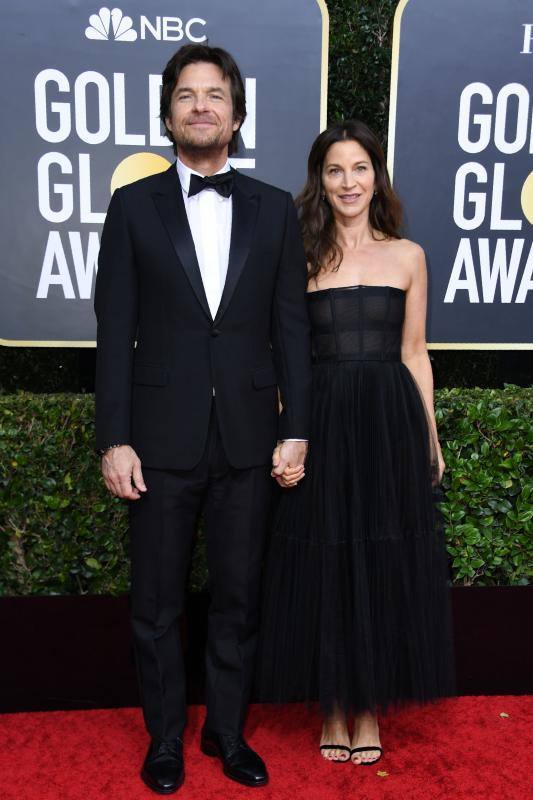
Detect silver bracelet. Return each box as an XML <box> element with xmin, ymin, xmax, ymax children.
<box><xmin>98</xmin><ymin>443</ymin><xmax>126</xmax><ymax>456</ymax></box>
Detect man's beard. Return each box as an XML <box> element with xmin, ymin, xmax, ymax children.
<box><xmin>174</xmin><ymin>123</ymin><xmax>230</xmax><ymax>155</ymax></box>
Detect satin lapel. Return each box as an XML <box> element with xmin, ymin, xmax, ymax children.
<box><xmin>214</xmin><ymin>175</ymin><xmax>259</xmax><ymax>326</ymax></box>
<box><xmin>151</xmin><ymin>166</ymin><xmax>211</xmax><ymax>321</ymax></box>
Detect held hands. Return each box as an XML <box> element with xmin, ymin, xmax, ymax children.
<box><xmin>101</xmin><ymin>445</ymin><xmax>147</xmax><ymax>500</ymax></box>
<box><xmin>271</xmin><ymin>440</ymin><xmax>308</xmax><ymax>488</ymax></box>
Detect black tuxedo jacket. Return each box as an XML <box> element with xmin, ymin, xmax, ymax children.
<box><xmin>94</xmin><ymin>164</ymin><xmax>311</xmax><ymax>470</ymax></box>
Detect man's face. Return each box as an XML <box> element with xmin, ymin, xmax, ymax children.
<box><xmin>165</xmin><ymin>61</ymin><xmax>240</xmax><ymax>153</ymax></box>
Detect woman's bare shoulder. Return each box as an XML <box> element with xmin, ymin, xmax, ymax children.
<box><xmin>388</xmin><ymin>238</ymin><xmax>426</xmax><ymax>279</ymax></box>
<box><xmin>387</xmin><ymin>237</ymin><xmax>425</xmax><ymax>260</ymax></box>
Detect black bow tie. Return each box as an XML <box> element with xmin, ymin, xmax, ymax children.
<box><xmin>188</xmin><ymin>171</ymin><xmax>234</xmax><ymax>199</ymax></box>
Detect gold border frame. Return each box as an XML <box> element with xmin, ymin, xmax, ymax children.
<box><xmin>1</xmin><ymin>1</ymin><xmax>330</xmax><ymax>349</ymax></box>
<box><xmin>317</xmin><ymin>0</ymin><xmax>329</xmax><ymax>132</ymax></box>
<box><xmin>386</xmin><ymin>0</ymin><xmax>531</xmax><ymax>351</ymax></box>
<box><xmin>386</xmin><ymin>0</ymin><xmax>409</xmax><ymax>181</ymax></box>
<box><xmin>0</xmin><ymin>339</ymin><xmax>96</xmax><ymax>348</ymax></box>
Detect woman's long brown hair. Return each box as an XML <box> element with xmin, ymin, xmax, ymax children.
<box><xmin>296</xmin><ymin>120</ymin><xmax>403</xmax><ymax>283</ymax></box>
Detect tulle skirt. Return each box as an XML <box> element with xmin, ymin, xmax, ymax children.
<box><xmin>257</xmin><ymin>360</ymin><xmax>455</xmax><ymax>715</ymax></box>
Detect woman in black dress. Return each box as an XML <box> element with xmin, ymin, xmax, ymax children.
<box><xmin>258</xmin><ymin>121</ymin><xmax>454</xmax><ymax>764</ymax></box>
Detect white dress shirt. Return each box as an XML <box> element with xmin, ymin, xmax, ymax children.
<box><xmin>176</xmin><ymin>157</ymin><xmax>232</xmax><ymax>319</ymax></box>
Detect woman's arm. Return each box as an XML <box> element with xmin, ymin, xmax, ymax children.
<box><xmin>400</xmin><ymin>243</ymin><xmax>445</xmax><ymax>481</ymax></box>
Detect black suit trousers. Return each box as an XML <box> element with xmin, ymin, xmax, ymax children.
<box><xmin>129</xmin><ymin>402</ymin><xmax>272</xmax><ymax>740</ymax></box>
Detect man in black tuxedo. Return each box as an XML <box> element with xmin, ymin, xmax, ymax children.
<box><xmin>94</xmin><ymin>44</ymin><xmax>311</xmax><ymax>794</ymax></box>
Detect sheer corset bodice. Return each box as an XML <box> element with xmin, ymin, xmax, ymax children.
<box><xmin>307</xmin><ymin>285</ymin><xmax>405</xmax><ymax>363</ymax></box>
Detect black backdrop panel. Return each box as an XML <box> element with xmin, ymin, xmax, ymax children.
<box><xmin>390</xmin><ymin>0</ymin><xmax>533</xmax><ymax>346</ymax></box>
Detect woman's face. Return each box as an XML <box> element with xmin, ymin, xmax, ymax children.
<box><xmin>321</xmin><ymin>139</ymin><xmax>376</xmax><ymax>221</ymax></box>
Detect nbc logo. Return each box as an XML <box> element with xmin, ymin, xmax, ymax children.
<box><xmin>85</xmin><ymin>7</ymin><xmax>137</xmax><ymax>42</ymax></box>
<box><xmin>85</xmin><ymin>7</ymin><xmax>207</xmax><ymax>43</ymax></box>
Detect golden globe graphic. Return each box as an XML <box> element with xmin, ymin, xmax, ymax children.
<box><xmin>389</xmin><ymin>0</ymin><xmax>532</xmax><ymax>347</ymax></box>
<box><xmin>0</xmin><ymin>0</ymin><xmax>328</xmax><ymax>345</ymax></box>
<box><xmin>521</xmin><ymin>172</ymin><xmax>533</xmax><ymax>226</ymax></box>
<box><xmin>110</xmin><ymin>153</ymin><xmax>172</xmax><ymax>194</ymax></box>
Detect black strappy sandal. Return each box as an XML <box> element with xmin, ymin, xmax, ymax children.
<box><xmin>319</xmin><ymin>744</ymin><xmax>352</xmax><ymax>762</ymax></box>
<box><xmin>350</xmin><ymin>745</ymin><xmax>383</xmax><ymax>765</ymax></box>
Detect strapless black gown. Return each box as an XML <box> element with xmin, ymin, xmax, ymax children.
<box><xmin>257</xmin><ymin>286</ymin><xmax>454</xmax><ymax>715</ymax></box>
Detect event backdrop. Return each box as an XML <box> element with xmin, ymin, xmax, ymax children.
<box><xmin>0</xmin><ymin>0</ymin><xmax>327</xmax><ymax>345</ymax></box>
<box><xmin>389</xmin><ymin>0</ymin><xmax>533</xmax><ymax>348</ymax></box>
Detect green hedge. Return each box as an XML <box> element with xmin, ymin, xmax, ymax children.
<box><xmin>436</xmin><ymin>387</ymin><xmax>532</xmax><ymax>585</ymax></box>
<box><xmin>1</xmin><ymin>388</ymin><xmax>531</xmax><ymax>595</ymax></box>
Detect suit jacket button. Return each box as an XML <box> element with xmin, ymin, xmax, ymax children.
<box><xmin>211</xmin><ymin>329</ymin><xmax>220</xmax><ymax>337</ymax></box>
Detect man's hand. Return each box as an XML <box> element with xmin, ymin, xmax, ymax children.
<box><xmin>271</xmin><ymin>440</ymin><xmax>308</xmax><ymax>488</ymax></box>
<box><xmin>101</xmin><ymin>445</ymin><xmax>147</xmax><ymax>500</ymax></box>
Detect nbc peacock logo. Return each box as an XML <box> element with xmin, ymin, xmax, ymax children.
<box><xmin>85</xmin><ymin>7</ymin><xmax>137</xmax><ymax>42</ymax></box>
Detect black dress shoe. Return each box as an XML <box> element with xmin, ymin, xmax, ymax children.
<box><xmin>201</xmin><ymin>729</ymin><xmax>268</xmax><ymax>787</ymax></box>
<box><xmin>141</xmin><ymin>738</ymin><xmax>184</xmax><ymax>795</ymax></box>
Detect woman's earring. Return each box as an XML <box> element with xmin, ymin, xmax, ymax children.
<box><xmin>373</xmin><ymin>190</ymin><xmax>378</xmax><ymax>197</ymax></box>
<box><xmin>321</xmin><ymin>192</ymin><xmax>326</xmax><ymax>200</ymax></box>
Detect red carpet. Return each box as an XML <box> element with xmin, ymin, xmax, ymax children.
<box><xmin>1</xmin><ymin>697</ymin><xmax>532</xmax><ymax>800</ymax></box>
